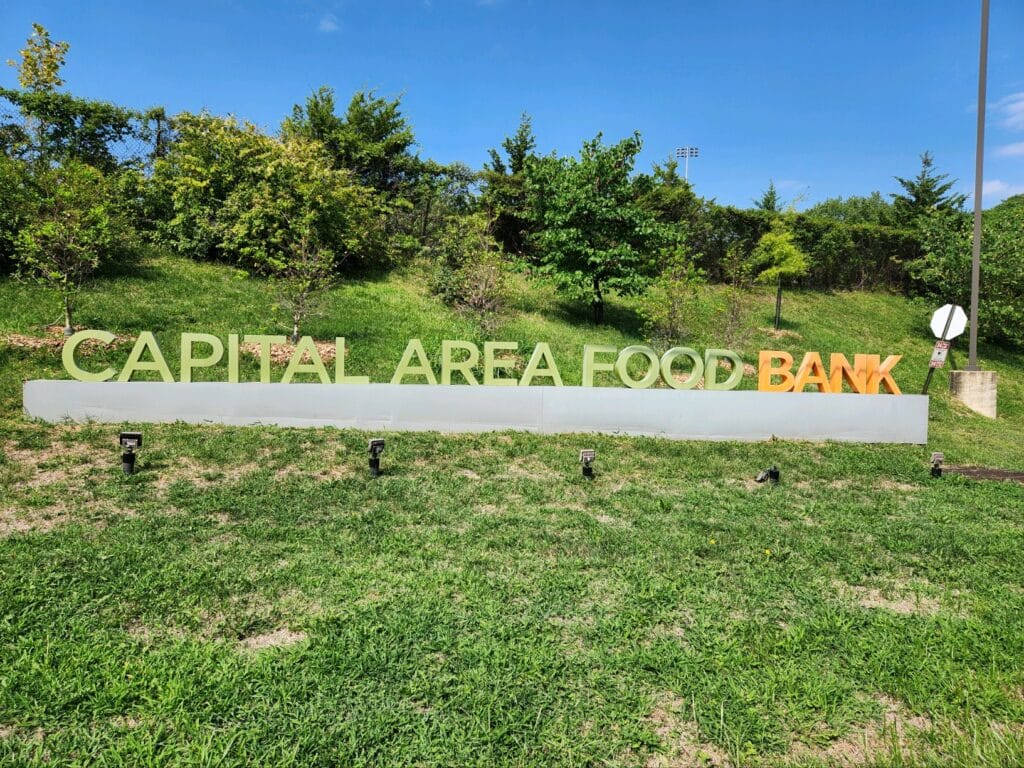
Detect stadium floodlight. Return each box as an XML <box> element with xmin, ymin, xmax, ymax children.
<box><xmin>674</xmin><ymin>146</ymin><xmax>699</xmax><ymax>180</ymax></box>
<box><xmin>579</xmin><ymin>449</ymin><xmax>596</xmax><ymax>480</ymax></box>
<box><xmin>368</xmin><ymin>438</ymin><xmax>386</xmax><ymax>478</ymax></box>
<box><xmin>119</xmin><ymin>431</ymin><xmax>143</xmax><ymax>476</ymax></box>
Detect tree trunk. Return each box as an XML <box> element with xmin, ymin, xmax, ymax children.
<box><xmin>592</xmin><ymin>277</ymin><xmax>604</xmax><ymax>325</ymax></box>
<box><xmin>774</xmin><ymin>280</ymin><xmax>783</xmax><ymax>331</ymax></box>
<box><xmin>63</xmin><ymin>296</ymin><xmax>74</xmax><ymax>337</ymax></box>
<box><xmin>291</xmin><ymin>316</ymin><xmax>300</xmax><ymax>345</ymax></box>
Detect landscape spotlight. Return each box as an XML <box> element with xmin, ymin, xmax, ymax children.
<box><xmin>755</xmin><ymin>465</ymin><xmax>780</xmax><ymax>485</ymax></box>
<box><xmin>930</xmin><ymin>451</ymin><xmax>944</xmax><ymax>479</ymax></box>
<box><xmin>579</xmin><ymin>449</ymin><xmax>596</xmax><ymax>480</ymax></box>
<box><xmin>119</xmin><ymin>431</ymin><xmax>143</xmax><ymax>476</ymax></box>
<box><xmin>368</xmin><ymin>438</ymin><xmax>385</xmax><ymax>478</ymax></box>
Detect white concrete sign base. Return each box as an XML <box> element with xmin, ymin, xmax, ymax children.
<box><xmin>23</xmin><ymin>381</ymin><xmax>928</xmax><ymax>444</ymax></box>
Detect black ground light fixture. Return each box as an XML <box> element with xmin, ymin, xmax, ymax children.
<box><xmin>119</xmin><ymin>431</ymin><xmax>143</xmax><ymax>476</ymax></box>
<box><xmin>756</xmin><ymin>466</ymin><xmax>780</xmax><ymax>485</ymax></box>
<box><xmin>368</xmin><ymin>438</ymin><xmax>385</xmax><ymax>478</ymax></box>
<box><xmin>931</xmin><ymin>452</ymin><xmax>944</xmax><ymax>479</ymax></box>
<box><xmin>580</xmin><ymin>449</ymin><xmax>596</xmax><ymax>480</ymax></box>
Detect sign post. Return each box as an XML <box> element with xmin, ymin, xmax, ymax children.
<box><xmin>923</xmin><ymin>304</ymin><xmax>967</xmax><ymax>395</ymax></box>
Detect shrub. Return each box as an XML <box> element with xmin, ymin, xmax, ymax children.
<box><xmin>13</xmin><ymin>158</ymin><xmax>132</xmax><ymax>333</ymax></box>
<box><xmin>430</xmin><ymin>212</ymin><xmax>509</xmax><ymax>333</ymax></box>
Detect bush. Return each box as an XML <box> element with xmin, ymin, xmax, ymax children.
<box><xmin>0</xmin><ymin>153</ymin><xmax>32</xmax><ymax>275</ymax></box>
<box><xmin>693</xmin><ymin>205</ymin><xmax>917</xmax><ymax>290</ymax></box>
<box><xmin>908</xmin><ymin>198</ymin><xmax>1024</xmax><ymax>347</ymax></box>
<box><xmin>638</xmin><ymin>250</ymin><xmax>705</xmax><ymax>345</ymax></box>
<box><xmin>429</xmin><ymin>213</ymin><xmax>509</xmax><ymax>333</ymax></box>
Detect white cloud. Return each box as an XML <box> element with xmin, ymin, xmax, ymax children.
<box><xmin>318</xmin><ymin>13</ymin><xmax>339</xmax><ymax>32</ymax></box>
<box><xmin>995</xmin><ymin>142</ymin><xmax>1024</xmax><ymax>158</ymax></box>
<box><xmin>996</xmin><ymin>92</ymin><xmax>1024</xmax><ymax>131</ymax></box>
<box><xmin>982</xmin><ymin>179</ymin><xmax>1024</xmax><ymax>200</ymax></box>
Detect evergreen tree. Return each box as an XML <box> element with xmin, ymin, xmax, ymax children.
<box><xmin>891</xmin><ymin>151</ymin><xmax>967</xmax><ymax>226</ymax></box>
<box><xmin>483</xmin><ymin>113</ymin><xmax>537</xmax><ymax>258</ymax></box>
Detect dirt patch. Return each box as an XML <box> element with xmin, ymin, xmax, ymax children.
<box><xmin>760</xmin><ymin>327</ymin><xmax>803</xmax><ymax>340</ymax></box>
<box><xmin>875</xmin><ymin>480</ymin><xmax>920</xmax><ymax>492</ymax></box>
<box><xmin>593</xmin><ymin>513</ymin><xmax>631</xmax><ymax>527</ymax></box>
<box><xmin>788</xmin><ymin>694</ymin><xmax>932</xmax><ymax>766</ymax></box>
<box><xmin>3</xmin><ymin>437</ymin><xmax>104</xmax><ymax>489</ymax></box>
<box><xmin>240</xmin><ymin>339</ymin><xmax>341</xmax><ymax>365</ymax></box>
<box><xmin>1</xmin><ymin>504</ymin><xmax>70</xmax><ymax>538</ymax></box>
<box><xmin>646</xmin><ymin>694</ymin><xmax>731</xmax><ymax>768</ymax></box>
<box><xmin>238</xmin><ymin>627</ymin><xmax>307</xmax><ymax>652</ymax></box>
<box><xmin>507</xmin><ymin>460</ymin><xmax>561</xmax><ymax>481</ymax></box>
<box><xmin>724</xmin><ymin>477</ymin><xmax>761</xmax><ymax>492</ymax></box>
<box><xmin>458</xmin><ymin>468</ymin><xmax>481</xmax><ymax>480</ymax></box>
<box><xmin>154</xmin><ymin>457</ymin><xmax>262</xmax><ymax>491</ymax></box>
<box><xmin>834</xmin><ymin>580</ymin><xmax>941</xmax><ymax>616</ymax></box>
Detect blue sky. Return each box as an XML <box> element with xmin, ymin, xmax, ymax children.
<box><xmin>2</xmin><ymin>1</ymin><xmax>1022</xmax><ymax>208</ymax></box>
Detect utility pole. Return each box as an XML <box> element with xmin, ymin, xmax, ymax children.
<box><xmin>675</xmin><ymin>146</ymin><xmax>699</xmax><ymax>181</ymax></box>
<box><xmin>968</xmin><ymin>0</ymin><xmax>989</xmax><ymax>370</ymax></box>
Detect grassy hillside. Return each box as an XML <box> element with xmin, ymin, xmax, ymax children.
<box><xmin>1</xmin><ymin>253</ymin><xmax>1023</xmax><ymax>767</ymax></box>
<box><xmin>1</xmin><ymin>250</ymin><xmax>1021</xmax><ymax>465</ymax></box>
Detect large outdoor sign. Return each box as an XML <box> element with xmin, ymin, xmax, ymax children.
<box><xmin>59</xmin><ymin>330</ymin><xmax>904</xmax><ymax>395</ymax></box>
<box><xmin>24</xmin><ymin>330</ymin><xmax>927</xmax><ymax>444</ymax></box>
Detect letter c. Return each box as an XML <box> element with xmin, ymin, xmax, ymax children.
<box><xmin>62</xmin><ymin>330</ymin><xmax>117</xmax><ymax>381</ymax></box>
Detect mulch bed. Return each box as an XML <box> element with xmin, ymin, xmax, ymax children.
<box><xmin>1</xmin><ymin>326</ymin><xmax>133</xmax><ymax>356</ymax></box>
<box><xmin>947</xmin><ymin>466</ymin><xmax>1024</xmax><ymax>484</ymax></box>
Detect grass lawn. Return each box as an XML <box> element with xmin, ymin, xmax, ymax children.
<box><xmin>1</xmin><ymin>252</ymin><xmax>1023</xmax><ymax>766</ymax></box>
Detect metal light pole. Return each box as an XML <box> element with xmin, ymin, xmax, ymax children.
<box><xmin>675</xmin><ymin>146</ymin><xmax>699</xmax><ymax>180</ymax></box>
<box><xmin>968</xmin><ymin>0</ymin><xmax>989</xmax><ymax>370</ymax></box>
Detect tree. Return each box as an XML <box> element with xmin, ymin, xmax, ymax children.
<box><xmin>6</xmin><ymin>23</ymin><xmax>68</xmax><ymax>92</ymax></box>
<box><xmin>525</xmin><ymin>132</ymin><xmax>663</xmax><ymax>323</ymax></box>
<box><xmin>0</xmin><ymin>153</ymin><xmax>32</xmax><ymax>273</ymax></box>
<box><xmin>14</xmin><ymin>159</ymin><xmax>130</xmax><ymax>334</ymax></box>
<box><xmin>282</xmin><ymin>87</ymin><xmax>419</xmax><ymax>196</ymax></box>
<box><xmin>2</xmin><ymin>24</ymin><xmax>149</xmax><ymax>171</ymax></box>
<box><xmin>154</xmin><ymin>112</ymin><xmax>273</xmax><ymax>263</ymax></box>
<box><xmin>219</xmin><ymin>136</ymin><xmax>378</xmax><ymax>342</ymax></box>
<box><xmin>909</xmin><ymin>196</ymin><xmax>1024</xmax><ymax>347</ymax></box>
<box><xmin>633</xmin><ymin>157</ymin><xmax>706</xmax><ymax>268</ymax></box>
<box><xmin>891</xmin><ymin>151</ymin><xmax>967</xmax><ymax>226</ymax></box>
<box><xmin>748</xmin><ymin>217</ymin><xmax>809</xmax><ymax>330</ymax></box>
<box><xmin>754</xmin><ymin>180</ymin><xmax>781</xmax><ymax>212</ymax></box>
<box><xmin>483</xmin><ymin>113</ymin><xmax>537</xmax><ymax>258</ymax></box>
<box><xmin>805</xmin><ymin>191</ymin><xmax>896</xmax><ymax>227</ymax></box>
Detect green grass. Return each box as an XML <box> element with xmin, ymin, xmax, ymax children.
<box><xmin>1</xmin><ymin>252</ymin><xmax>1023</xmax><ymax>766</ymax></box>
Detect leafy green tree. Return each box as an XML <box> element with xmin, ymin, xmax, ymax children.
<box><xmin>154</xmin><ymin>112</ymin><xmax>274</xmax><ymax>262</ymax></box>
<box><xmin>220</xmin><ymin>137</ymin><xmax>378</xmax><ymax>341</ymax></box>
<box><xmin>0</xmin><ymin>153</ymin><xmax>32</xmax><ymax>273</ymax></box>
<box><xmin>282</xmin><ymin>86</ymin><xmax>419</xmax><ymax>196</ymax></box>
<box><xmin>748</xmin><ymin>217</ymin><xmax>809</xmax><ymax>330</ymax></box>
<box><xmin>483</xmin><ymin>113</ymin><xmax>537</xmax><ymax>258</ymax></box>
<box><xmin>14</xmin><ymin>159</ymin><xmax>131</xmax><ymax>334</ymax></box>
<box><xmin>910</xmin><ymin>196</ymin><xmax>1024</xmax><ymax>347</ymax></box>
<box><xmin>6</xmin><ymin>23</ymin><xmax>68</xmax><ymax>92</ymax></box>
<box><xmin>891</xmin><ymin>151</ymin><xmax>967</xmax><ymax>226</ymax></box>
<box><xmin>525</xmin><ymin>132</ymin><xmax>663</xmax><ymax>324</ymax></box>
<box><xmin>754</xmin><ymin>180</ymin><xmax>781</xmax><ymax>212</ymax></box>
<box><xmin>805</xmin><ymin>191</ymin><xmax>896</xmax><ymax>227</ymax></box>
<box><xmin>2</xmin><ymin>24</ymin><xmax>151</xmax><ymax>172</ymax></box>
